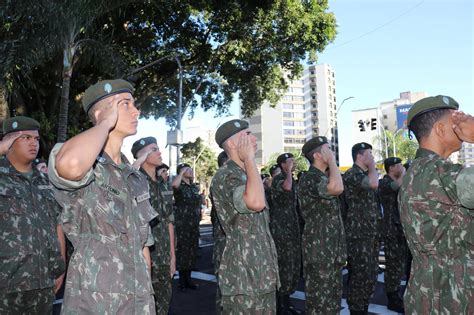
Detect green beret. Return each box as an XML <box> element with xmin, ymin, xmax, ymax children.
<box><xmin>82</xmin><ymin>79</ymin><xmax>135</xmax><ymax>114</ymax></box>
<box><xmin>156</xmin><ymin>163</ymin><xmax>169</xmax><ymax>172</ymax></box>
<box><xmin>352</xmin><ymin>142</ymin><xmax>372</xmax><ymax>155</ymax></box>
<box><xmin>261</xmin><ymin>173</ymin><xmax>270</xmax><ymax>180</ymax></box>
<box><xmin>407</xmin><ymin>95</ymin><xmax>459</xmax><ymax>128</ymax></box>
<box><xmin>215</xmin><ymin>119</ymin><xmax>249</xmax><ymax>148</ymax></box>
<box><xmin>384</xmin><ymin>157</ymin><xmax>402</xmax><ymax>169</ymax></box>
<box><xmin>2</xmin><ymin>116</ymin><xmax>40</xmax><ymax>135</ymax></box>
<box><xmin>302</xmin><ymin>136</ymin><xmax>329</xmax><ymax>156</ymax></box>
<box><xmin>131</xmin><ymin>137</ymin><xmax>157</xmax><ymax>158</ymax></box>
<box><xmin>177</xmin><ymin>163</ymin><xmax>191</xmax><ymax>174</ymax></box>
<box><xmin>269</xmin><ymin>164</ymin><xmax>280</xmax><ymax>176</ymax></box>
<box><xmin>276</xmin><ymin>152</ymin><xmax>294</xmax><ymax>165</ymax></box>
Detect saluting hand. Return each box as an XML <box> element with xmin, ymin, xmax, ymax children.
<box><xmin>452</xmin><ymin>111</ymin><xmax>474</xmax><ymax>143</ymax></box>
<box><xmin>0</xmin><ymin>131</ymin><xmax>22</xmax><ymax>155</ymax></box>
<box><xmin>95</xmin><ymin>95</ymin><xmax>120</xmax><ymax>131</ymax></box>
<box><xmin>321</xmin><ymin>147</ymin><xmax>336</xmax><ymax>164</ymax></box>
<box><xmin>237</xmin><ymin>132</ymin><xmax>254</xmax><ymax>162</ymax></box>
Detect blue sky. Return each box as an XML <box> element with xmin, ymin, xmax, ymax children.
<box><xmin>124</xmin><ymin>0</ymin><xmax>473</xmax><ymax>166</ymax></box>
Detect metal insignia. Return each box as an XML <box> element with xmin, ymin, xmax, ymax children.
<box><xmin>442</xmin><ymin>96</ymin><xmax>449</xmax><ymax>105</ymax></box>
<box><xmin>12</xmin><ymin>121</ymin><xmax>18</xmax><ymax>129</ymax></box>
<box><xmin>318</xmin><ymin>137</ymin><xmax>323</xmax><ymax>142</ymax></box>
<box><xmin>285</xmin><ymin>154</ymin><xmax>288</xmax><ymax>158</ymax></box>
<box><xmin>234</xmin><ymin>122</ymin><xmax>241</xmax><ymax>128</ymax></box>
<box><xmin>361</xmin><ymin>143</ymin><xmax>365</xmax><ymax>148</ymax></box>
<box><xmin>104</xmin><ymin>83</ymin><xmax>112</xmax><ymax>94</ymax></box>
<box><xmin>140</xmin><ymin>140</ymin><xmax>145</xmax><ymax>145</ymax></box>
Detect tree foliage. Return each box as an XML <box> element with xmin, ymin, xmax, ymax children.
<box><xmin>1</xmin><ymin>0</ymin><xmax>337</xmax><ymax>157</ymax></box>
<box><xmin>180</xmin><ymin>137</ymin><xmax>217</xmax><ymax>190</ymax></box>
<box><xmin>372</xmin><ymin>129</ymin><xmax>418</xmax><ymax>162</ymax></box>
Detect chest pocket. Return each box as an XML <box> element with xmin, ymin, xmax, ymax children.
<box><xmin>0</xmin><ymin>188</ymin><xmax>27</xmax><ymax>233</ymax></box>
<box><xmin>94</xmin><ymin>182</ymin><xmax>128</xmax><ymax>235</ymax></box>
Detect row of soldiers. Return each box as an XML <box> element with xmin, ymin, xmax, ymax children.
<box><xmin>1</xmin><ymin>77</ymin><xmax>472</xmax><ymax>315</ymax></box>
<box><xmin>0</xmin><ymin>79</ymin><xmax>205</xmax><ymax>314</ymax></box>
<box><xmin>209</xmin><ymin>95</ymin><xmax>473</xmax><ymax>315</ymax></box>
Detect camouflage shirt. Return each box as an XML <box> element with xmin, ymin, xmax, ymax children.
<box><xmin>173</xmin><ymin>180</ymin><xmax>201</xmax><ymax>228</ymax></box>
<box><xmin>297</xmin><ymin>166</ymin><xmax>347</xmax><ymax>265</ymax></box>
<box><xmin>0</xmin><ymin>156</ymin><xmax>65</xmax><ymax>293</ymax></box>
<box><xmin>378</xmin><ymin>175</ymin><xmax>404</xmax><ymax>238</ymax></box>
<box><xmin>398</xmin><ymin>148</ymin><xmax>474</xmax><ymax>314</ymax></box>
<box><xmin>269</xmin><ymin>171</ymin><xmax>300</xmax><ymax>241</ymax></box>
<box><xmin>342</xmin><ymin>164</ymin><xmax>382</xmax><ymax>239</ymax></box>
<box><xmin>141</xmin><ymin>170</ymin><xmax>174</xmax><ymax>266</ymax></box>
<box><xmin>48</xmin><ymin>144</ymin><xmax>157</xmax><ymax>307</ymax></box>
<box><xmin>210</xmin><ymin>160</ymin><xmax>279</xmax><ymax>296</ymax></box>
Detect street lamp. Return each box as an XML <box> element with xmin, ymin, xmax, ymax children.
<box><xmin>324</xmin><ymin>96</ymin><xmax>354</xmax><ymax>136</ymax></box>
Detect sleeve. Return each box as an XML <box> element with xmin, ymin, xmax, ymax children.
<box><xmin>304</xmin><ymin>174</ymin><xmax>335</xmax><ymax>200</ymax></box>
<box><xmin>455</xmin><ymin>166</ymin><xmax>474</xmax><ymax>209</ymax></box>
<box><xmin>48</xmin><ymin>143</ymin><xmax>94</xmax><ymax>191</ymax></box>
<box><xmin>144</xmin><ymin>225</ymin><xmax>154</xmax><ymax>247</ymax></box>
<box><xmin>232</xmin><ymin>184</ymin><xmax>254</xmax><ymax>214</ymax></box>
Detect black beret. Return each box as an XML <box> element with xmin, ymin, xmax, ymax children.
<box><xmin>217</xmin><ymin>151</ymin><xmax>228</xmax><ymax>167</ymax></box>
<box><xmin>215</xmin><ymin>119</ymin><xmax>249</xmax><ymax>148</ymax></box>
<box><xmin>384</xmin><ymin>157</ymin><xmax>402</xmax><ymax>169</ymax></box>
<box><xmin>352</xmin><ymin>142</ymin><xmax>372</xmax><ymax>155</ymax></box>
<box><xmin>276</xmin><ymin>153</ymin><xmax>294</xmax><ymax>165</ymax></box>
<box><xmin>269</xmin><ymin>164</ymin><xmax>280</xmax><ymax>176</ymax></box>
<box><xmin>407</xmin><ymin>95</ymin><xmax>459</xmax><ymax>128</ymax></box>
<box><xmin>261</xmin><ymin>173</ymin><xmax>270</xmax><ymax>180</ymax></box>
<box><xmin>82</xmin><ymin>79</ymin><xmax>135</xmax><ymax>114</ymax></box>
<box><xmin>177</xmin><ymin>163</ymin><xmax>191</xmax><ymax>174</ymax></box>
<box><xmin>131</xmin><ymin>137</ymin><xmax>157</xmax><ymax>158</ymax></box>
<box><xmin>2</xmin><ymin>116</ymin><xmax>40</xmax><ymax>135</ymax></box>
<box><xmin>157</xmin><ymin>163</ymin><xmax>169</xmax><ymax>172</ymax></box>
<box><xmin>302</xmin><ymin>136</ymin><xmax>329</xmax><ymax>156</ymax></box>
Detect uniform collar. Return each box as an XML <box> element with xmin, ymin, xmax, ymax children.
<box><xmin>0</xmin><ymin>156</ymin><xmax>44</xmax><ymax>180</ymax></box>
<box><xmin>415</xmin><ymin>148</ymin><xmax>440</xmax><ymax>159</ymax></box>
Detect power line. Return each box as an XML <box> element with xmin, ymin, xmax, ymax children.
<box><xmin>326</xmin><ymin>0</ymin><xmax>425</xmax><ymax>51</ymax></box>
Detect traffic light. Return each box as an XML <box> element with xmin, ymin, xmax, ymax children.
<box><xmin>371</xmin><ymin>118</ymin><xmax>377</xmax><ymax>130</ymax></box>
<box><xmin>358</xmin><ymin>120</ymin><xmax>365</xmax><ymax>132</ymax></box>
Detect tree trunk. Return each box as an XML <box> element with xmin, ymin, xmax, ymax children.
<box><xmin>0</xmin><ymin>81</ymin><xmax>9</xmax><ymax>124</ymax></box>
<box><xmin>57</xmin><ymin>47</ymin><xmax>74</xmax><ymax>143</ymax></box>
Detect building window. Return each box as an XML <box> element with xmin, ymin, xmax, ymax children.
<box><xmin>283</xmin><ymin>112</ymin><xmax>294</xmax><ymax>118</ymax></box>
<box><xmin>383</xmin><ymin>114</ymin><xmax>388</xmax><ymax>119</ymax></box>
<box><xmin>310</xmin><ymin>70</ymin><xmax>315</xmax><ymax>75</ymax></box>
<box><xmin>284</xmin><ymin>129</ymin><xmax>295</xmax><ymax>135</ymax></box>
<box><xmin>282</xmin><ymin>103</ymin><xmax>293</xmax><ymax>109</ymax></box>
<box><xmin>283</xmin><ymin>120</ymin><xmax>294</xmax><ymax>126</ymax></box>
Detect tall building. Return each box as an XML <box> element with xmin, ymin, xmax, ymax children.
<box><xmin>247</xmin><ymin>64</ymin><xmax>338</xmax><ymax>166</ymax></box>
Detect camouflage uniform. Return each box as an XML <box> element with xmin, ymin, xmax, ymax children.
<box><xmin>210</xmin><ymin>160</ymin><xmax>280</xmax><ymax>314</ymax></box>
<box><xmin>342</xmin><ymin>164</ymin><xmax>382</xmax><ymax>312</ymax></box>
<box><xmin>48</xmin><ymin>144</ymin><xmax>157</xmax><ymax>314</ymax></box>
<box><xmin>210</xmin><ymin>191</ymin><xmax>226</xmax><ymax>314</ymax></box>
<box><xmin>0</xmin><ymin>156</ymin><xmax>65</xmax><ymax>314</ymax></box>
<box><xmin>141</xmin><ymin>169</ymin><xmax>175</xmax><ymax>315</ymax></box>
<box><xmin>269</xmin><ymin>171</ymin><xmax>301</xmax><ymax>296</ymax></box>
<box><xmin>297</xmin><ymin>166</ymin><xmax>346</xmax><ymax>314</ymax></box>
<box><xmin>378</xmin><ymin>174</ymin><xmax>408</xmax><ymax>293</ymax></box>
<box><xmin>173</xmin><ymin>180</ymin><xmax>201</xmax><ymax>277</ymax></box>
<box><xmin>398</xmin><ymin>148</ymin><xmax>474</xmax><ymax>314</ymax></box>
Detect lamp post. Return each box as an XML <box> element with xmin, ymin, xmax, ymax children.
<box><xmin>324</xmin><ymin>96</ymin><xmax>354</xmax><ymax>136</ymax></box>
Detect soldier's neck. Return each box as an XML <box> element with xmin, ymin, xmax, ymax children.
<box><xmin>6</xmin><ymin>154</ymin><xmax>33</xmax><ymax>173</ymax></box>
<box><xmin>103</xmin><ymin>135</ymin><xmax>124</xmax><ymax>165</ymax></box>
<box><xmin>142</xmin><ymin>163</ymin><xmax>157</xmax><ymax>181</ymax></box>
<box><xmin>355</xmin><ymin>161</ymin><xmax>368</xmax><ymax>171</ymax></box>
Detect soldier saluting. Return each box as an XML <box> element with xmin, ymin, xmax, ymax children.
<box><xmin>399</xmin><ymin>95</ymin><xmax>474</xmax><ymax>314</ymax></box>
<box><xmin>48</xmin><ymin>79</ymin><xmax>158</xmax><ymax>314</ymax></box>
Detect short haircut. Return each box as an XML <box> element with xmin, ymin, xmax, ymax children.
<box><xmin>410</xmin><ymin>108</ymin><xmax>450</xmax><ymax>142</ymax></box>
<box><xmin>305</xmin><ymin>146</ymin><xmax>323</xmax><ymax>164</ymax></box>
<box><xmin>87</xmin><ymin>100</ymin><xmax>108</xmax><ymax>125</ymax></box>
<box><xmin>384</xmin><ymin>163</ymin><xmax>393</xmax><ymax>174</ymax></box>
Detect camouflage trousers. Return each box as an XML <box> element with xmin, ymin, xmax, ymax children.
<box><xmin>152</xmin><ymin>264</ymin><xmax>172</xmax><ymax>315</ymax></box>
<box><xmin>304</xmin><ymin>262</ymin><xmax>342</xmax><ymax>315</ymax></box>
<box><xmin>346</xmin><ymin>237</ymin><xmax>379</xmax><ymax>311</ymax></box>
<box><xmin>0</xmin><ymin>287</ymin><xmax>53</xmax><ymax>315</ymax></box>
<box><xmin>175</xmin><ymin>223</ymin><xmax>199</xmax><ymax>270</ymax></box>
<box><xmin>273</xmin><ymin>235</ymin><xmax>301</xmax><ymax>294</ymax></box>
<box><xmin>61</xmin><ymin>287</ymin><xmax>155</xmax><ymax>314</ymax></box>
<box><xmin>384</xmin><ymin>235</ymin><xmax>408</xmax><ymax>292</ymax></box>
<box><xmin>221</xmin><ymin>291</ymin><xmax>276</xmax><ymax>315</ymax></box>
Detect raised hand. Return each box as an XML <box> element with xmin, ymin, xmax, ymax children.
<box><xmin>95</xmin><ymin>95</ymin><xmax>120</xmax><ymax>130</ymax></box>
<box><xmin>237</xmin><ymin>132</ymin><xmax>255</xmax><ymax>162</ymax></box>
<box><xmin>0</xmin><ymin>131</ymin><xmax>22</xmax><ymax>155</ymax></box>
<box><xmin>452</xmin><ymin>111</ymin><xmax>474</xmax><ymax>143</ymax></box>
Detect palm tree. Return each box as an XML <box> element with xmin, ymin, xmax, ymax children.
<box><xmin>373</xmin><ymin>128</ymin><xmax>418</xmax><ymax>161</ymax></box>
